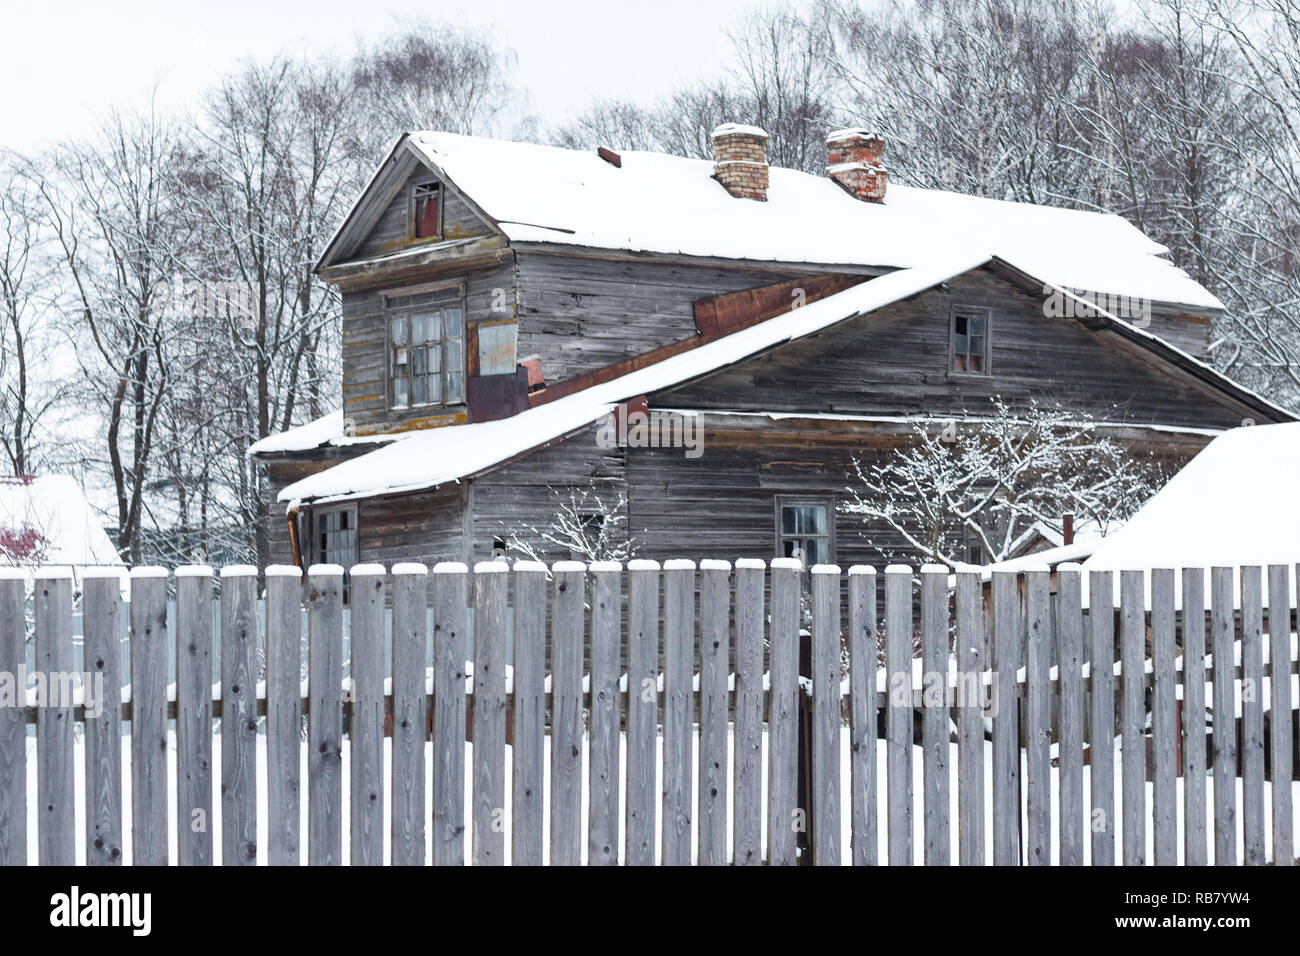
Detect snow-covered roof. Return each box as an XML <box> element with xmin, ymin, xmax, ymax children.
<box><xmin>1082</xmin><ymin>422</ymin><xmax>1300</xmax><ymax>608</ymax></box>
<box><xmin>247</xmin><ymin>410</ymin><xmax>395</xmax><ymax>457</ymax></box>
<box><xmin>382</xmin><ymin>131</ymin><xmax>1223</xmax><ymax>311</ymax></box>
<box><xmin>0</xmin><ymin>475</ymin><xmax>122</xmax><ymax>567</ymax></box>
<box><xmin>280</xmin><ymin>255</ymin><xmax>987</xmax><ymax>504</ymax></box>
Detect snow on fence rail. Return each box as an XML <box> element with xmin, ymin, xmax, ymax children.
<box><xmin>0</xmin><ymin>559</ymin><xmax>1296</xmax><ymax>866</ymax></box>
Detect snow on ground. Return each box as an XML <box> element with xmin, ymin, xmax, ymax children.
<box><xmin>25</xmin><ymin>726</ymin><xmax>1299</xmax><ymax>865</ymax></box>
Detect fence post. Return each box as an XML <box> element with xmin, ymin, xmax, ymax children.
<box><xmin>921</xmin><ymin>564</ymin><xmax>949</xmax><ymax>866</ymax></box>
<box><xmin>991</xmin><ymin>570</ymin><xmax>1019</xmax><ymax>866</ymax></box>
<box><xmin>662</xmin><ymin>559</ymin><xmax>696</xmax><ymax>866</ymax></box>
<box><xmin>36</xmin><ymin>567</ymin><xmax>75</xmax><ymax>866</ymax></box>
<box><xmin>129</xmin><ymin>567</ymin><xmax>168</xmax><ymax>866</ymax></box>
<box><xmin>307</xmin><ymin>563</ymin><xmax>345</xmax><ymax>866</ymax></box>
<box><xmin>769</xmin><ymin>558</ymin><xmax>802</xmax><ymax>866</ymax></box>
<box><xmin>265</xmin><ymin>565</ymin><xmax>303</xmax><ymax>866</ymax></box>
<box><xmin>955</xmin><ymin>569</ymin><xmax>984</xmax><ymax>867</ymax></box>
<box><xmin>391</xmin><ymin>563</ymin><xmax>429</xmax><ymax>866</ymax></box>
<box><xmin>1089</xmin><ymin>570</ymin><xmax>1115</xmax><ymax>866</ymax></box>
<box><xmin>175</xmin><ymin>565</ymin><xmax>213</xmax><ymax>867</ymax></box>
<box><xmin>1182</xmin><ymin>568</ymin><xmax>1208</xmax><ymax>866</ymax></box>
<box><xmin>1240</xmin><ymin>566</ymin><xmax>1265</xmax><ymax>865</ymax></box>
<box><xmin>472</xmin><ymin>561</ymin><xmax>508</xmax><ymax>866</ymax></box>
<box><xmin>348</xmin><ymin>564</ymin><xmax>386</xmax><ymax>866</ymax></box>
<box><xmin>1268</xmin><ymin>565</ymin><xmax>1294</xmax><ymax>866</ymax></box>
<box><xmin>511</xmin><ymin>561</ymin><xmax>547</xmax><ymax>867</ymax></box>
<box><xmin>550</xmin><ymin>561</ymin><xmax>586</xmax><ymax>866</ymax></box>
<box><xmin>811</xmin><ymin>564</ymin><xmax>842</xmax><ymax>866</ymax></box>
<box><xmin>1026</xmin><ymin>566</ymin><xmax>1051</xmax><ymax>865</ymax></box>
<box><xmin>625</xmin><ymin>559</ymin><xmax>660</xmax><ymax>866</ymax></box>
<box><xmin>698</xmin><ymin>559</ymin><xmax>731</xmax><ymax>866</ymax></box>
<box><xmin>0</xmin><ymin>569</ymin><xmax>25</xmax><ymax>867</ymax></box>
<box><xmin>1151</xmin><ymin>568</ymin><xmax>1177</xmax><ymax>866</ymax></box>
<box><xmin>432</xmin><ymin>562</ymin><xmax>468</xmax><ymax>866</ymax></box>
<box><xmin>885</xmin><ymin>564</ymin><xmax>914</xmax><ymax>866</ymax></box>
<box><xmin>1210</xmin><ymin>566</ymin><xmax>1237</xmax><ymax>865</ymax></box>
<box><xmin>733</xmin><ymin>559</ymin><xmax>766</xmax><ymax>865</ymax></box>
<box><xmin>588</xmin><ymin>561</ymin><xmax>623</xmax><ymax>866</ymax></box>
<box><xmin>1056</xmin><ymin>564</ymin><xmax>1084</xmax><ymax>866</ymax></box>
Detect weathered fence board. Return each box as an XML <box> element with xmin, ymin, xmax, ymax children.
<box><xmin>1268</xmin><ymin>565</ymin><xmax>1294</xmax><ymax>867</ymax></box>
<box><xmin>511</xmin><ymin>562</ymin><xmax>546</xmax><ymax>867</ymax></box>
<box><xmin>1120</xmin><ymin>569</ymin><xmax>1146</xmax><ymax>867</ymax></box>
<box><xmin>82</xmin><ymin>570</ymin><xmax>122</xmax><ymax>866</ymax></box>
<box><xmin>1239</xmin><ymin>566</ymin><xmax>1265</xmax><ymax>866</ymax></box>
<box><xmin>1211</xmin><ymin>567</ymin><xmax>1237</xmax><ymax>866</ymax></box>
<box><xmin>390</xmin><ymin>564</ymin><xmax>428</xmax><ymax>866</ymax></box>
<box><xmin>1089</xmin><ymin>570</ymin><xmax>1116</xmax><ymax>867</ymax></box>
<box><xmin>432</xmin><ymin>562</ymin><xmax>468</xmax><ymax>866</ymax></box>
<box><xmin>265</xmin><ymin>566</ymin><xmax>303</xmax><ymax>866</ymax></box>
<box><xmin>307</xmin><ymin>565</ymin><xmax>345</xmax><ymax>866</ymax></box>
<box><xmin>955</xmin><ymin>569</ymin><xmax>984</xmax><ymax>867</ymax></box>
<box><xmin>0</xmin><ymin>572</ymin><xmax>24</xmax><ymax>867</ymax></box>
<box><xmin>625</xmin><ymin>560</ymin><xmax>659</xmax><ymax>866</ymax></box>
<box><xmin>848</xmin><ymin>566</ymin><xmax>878</xmax><ymax>867</ymax></box>
<box><xmin>697</xmin><ymin>560</ymin><xmax>730</xmax><ymax>866</ymax></box>
<box><xmin>1025</xmin><ymin>567</ymin><xmax>1051</xmax><ymax>866</ymax></box>
<box><xmin>1151</xmin><ymin>568</ymin><xmax>1177</xmax><ymax>866</ymax></box>
<box><xmin>348</xmin><ymin>565</ymin><xmax>385</xmax><ymax>866</ymax></box>
<box><xmin>1182</xmin><ymin>568</ymin><xmax>1208</xmax><ymax>867</ymax></box>
<box><xmin>588</xmin><ymin>562</ymin><xmax>622</xmax><ymax>866</ymax></box>
<box><xmin>733</xmin><ymin>559</ymin><xmax>766</xmax><ymax>865</ymax></box>
<box><xmin>221</xmin><ymin>568</ymin><xmax>259</xmax><ymax>866</ymax></box>
<box><xmin>36</xmin><ymin>570</ymin><xmax>75</xmax><ymax>866</ymax></box>
<box><xmin>662</xmin><ymin>559</ymin><xmax>695</xmax><ymax>866</ymax></box>
<box><xmin>472</xmin><ymin>562</ymin><xmax>508</xmax><ymax>866</ymax></box>
<box><xmin>992</xmin><ymin>570</ymin><xmax>1019</xmax><ymax>866</ymax></box>
<box><xmin>812</xmin><ymin>565</ymin><xmax>842</xmax><ymax>866</ymax></box>
<box><xmin>550</xmin><ymin>562</ymin><xmax>585</xmax><ymax>866</ymax></box>
<box><xmin>129</xmin><ymin>568</ymin><xmax>167</xmax><ymax>866</ymax></box>
<box><xmin>768</xmin><ymin>559</ymin><xmax>801</xmax><ymax>866</ymax></box>
<box><xmin>920</xmin><ymin>565</ymin><xmax>948</xmax><ymax>866</ymax></box>
<box><xmin>176</xmin><ymin>567</ymin><xmax>213</xmax><ymax>867</ymax></box>
<box><xmin>1056</xmin><ymin>565</ymin><xmax>1083</xmax><ymax>866</ymax></box>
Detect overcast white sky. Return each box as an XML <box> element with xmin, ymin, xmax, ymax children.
<box><xmin>2</xmin><ymin>0</ymin><xmax>784</xmax><ymax>152</ymax></box>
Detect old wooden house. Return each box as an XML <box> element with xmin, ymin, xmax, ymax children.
<box><xmin>249</xmin><ymin>125</ymin><xmax>1294</xmax><ymax>575</ymax></box>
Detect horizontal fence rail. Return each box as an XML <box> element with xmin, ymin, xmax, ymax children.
<box><xmin>0</xmin><ymin>560</ymin><xmax>1296</xmax><ymax>866</ymax></box>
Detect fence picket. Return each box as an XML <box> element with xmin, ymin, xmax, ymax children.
<box><xmin>1211</xmin><ymin>566</ymin><xmax>1237</xmax><ymax>866</ymax></box>
<box><xmin>348</xmin><ymin>565</ymin><xmax>386</xmax><ymax>866</ymax></box>
<box><xmin>1120</xmin><ymin>569</ymin><xmax>1146</xmax><ymax>867</ymax></box>
<box><xmin>811</xmin><ymin>565</ymin><xmax>842</xmax><ymax>866</ymax></box>
<box><xmin>588</xmin><ymin>562</ymin><xmax>622</xmax><ymax>866</ymax></box>
<box><xmin>698</xmin><ymin>559</ymin><xmax>731</xmax><ymax>866</ymax></box>
<box><xmin>307</xmin><ymin>564</ymin><xmax>345</xmax><ymax>866</ymax></box>
<box><xmin>625</xmin><ymin>560</ymin><xmax>660</xmax><ymax>866</ymax></box>
<box><xmin>662</xmin><ymin>559</ymin><xmax>696</xmax><ymax>866</ymax></box>
<box><xmin>1056</xmin><ymin>565</ymin><xmax>1084</xmax><ymax>866</ymax></box>
<box><xmin>733</xmin><ymin>559</ymin><xmax>765</xmax><ymax>865</ymax></box>
<box><xmin>175</xmin><ymin>566</ymin><xmax>213</xmax><ymax>867</ymax></box>
<box><xmin>1151</xmin><ymin>568</ymin><xmax>1177</xmax><ymax>866</ymax></box>
<box><xmin>921</xmin><ymin>565</ymin><xmax>949</xmax><ymax>866</ymax></box>
<box><xmin>550</xmin><ymin>561</ymin><xmax>585</xmax><ymax>866</ymax></box>
<box><xmin>1089</xmin><ymin>570</ymin><xmax>1115</xmax><ymax>866</ymax></box>
<box><xmin>391</xmin><ymin>564</ymin><xmax>428</xmax><ymax>867</ymax></box>
<box><xmin>511</xmin><ymin>561</ymin><xmax>546</xmax><ymax>867</ymax></box>
<box><xmin>129</xmin><ymin>568</ymin><xmax>167</xmax><ymax>866</ymax></box>
<box><xmin>36</xmin><ymin>569</ymin><xmax>75</xmax><ymax>866</ymax></box>
<box><xmin>1268</xmin><ymin>565</ymin><xmax>1293</xmax><ymax>866</ymax></box>
<box><xmin>992</xmin><ymin>570</ymin><xmax>1019</xmax><ymax>866</ymax></box>
<box><xmin>265</xmin><ymin>566</ymin><xmax>303</xmax><ymax>866</ymax></box>
<box><xmin>0</xmin><ymin>571</ymin><xmax>24</xmax><ymax>867</ymax></box>
<box><xmin>955</xmin><ymin>570</ymin><xmax>984</xmax><ymax>866</ymax></box>
<box><xmin>885</xmin><ymin>564</ymin><xmax>914</xmax><ymax>866</ymax></box>
<box><xmin>432</xmin><ymin>562</ymin><xmax>468</xmax><ymax>866</ymax></box>
<box><xmin>1182</xmin><ymin>568</ymin><xmax>1208</xmax><ymax>866</ymax></box>
<box><xmin>768</xmin><ymin>559</ymin><xmax>802</xmax><ymax>866</ymax></box>
<box><xmin>220</xmin><ymin>568</ymin><xmax>259</xmax><ymax>867</ymax></box>
<box><xmin>82</xmin><ymin>570</ymin><xmax>123</xmax><ymax>867</ymax></box>
<box><xmin>1240</xmin><ymin>566</ymin><xmax>1265</xmax><ymax>865</ymax></box>
<box><xmin>472</xmin><ymin>562</ymin><xmax>508</xmax><ymax>866</ymax></box>
<box><xmin>1026</xmin><ymin>567</ymin><xmax>1051</xmax><ymax>866</ymax></box>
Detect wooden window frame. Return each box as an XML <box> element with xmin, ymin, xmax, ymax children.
<box><xmin>408</xmin><ymin>180</ymin><xmax>445</xmax><ymax>242</ymax></box>
<box><xmin>383</xmin><ymin>282</ymin><xmax>467</xmax><ymax>411</ymax></box>
<box><xmin>949</xmin><ymin>305</ymin><xmax>993</xmax><ymax>376</ymax></box>
<box><xmin>773</xmin><ymin>495</ymin><xmax>837</xmax><ymax>567</ymax></box>
<box><xmin>312</xmin><ymin>503</ymin><xmax>359</xmax><ymax>603</ymax></box>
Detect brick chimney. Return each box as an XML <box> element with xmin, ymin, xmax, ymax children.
<box><xmin>827</xmin><ymin>128</ymin><xmax>887</xmax><ymax>203</ymax></box>
<box><xmin>711</xmin><ymin>123</ymin><xmax>769</xmax><ymax>201</ymax></box>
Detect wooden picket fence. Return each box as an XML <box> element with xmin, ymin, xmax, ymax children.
<box><xmin>0</xmin><ymin>558</ymin><xmax>1296</xmax><ymax>866</ymax></box>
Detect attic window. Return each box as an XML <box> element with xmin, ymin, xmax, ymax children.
<box><xmin>951</xmin><ymin>308</ymin><xmax>991</xmax><ymax>374</ymax></box>
<box><xmin>412</xmin><ymin>182</ymin><xmax>442</xmax><ymax>239</ymax></box>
